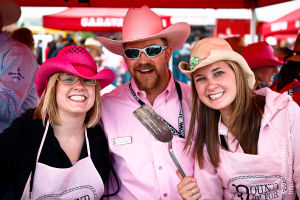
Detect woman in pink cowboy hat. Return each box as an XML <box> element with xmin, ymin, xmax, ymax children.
<box><xmin>0</xmin><ymin>45</ymin><xmax>119</xmax><ymax>199</ymax></box>
<box><xmin>177</xmin><ymin>37</ymin><xmax>300</xmax><ymax>199</ymax></box>
<box><xmin>242</xmin><ymin>42</ymin><xmax>283</xmax><ymax>90</ymax></box>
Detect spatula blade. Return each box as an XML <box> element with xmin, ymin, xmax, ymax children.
<box><xmin>133</xmin><ymin>104</ymin><xmax>173</xmax><ymax>143</ymax></box>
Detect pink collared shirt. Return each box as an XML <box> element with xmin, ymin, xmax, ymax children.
<box><xmin>101</xmin><ymin>75</ymin><xmax>194</xmax><ymax>199</ymax></box>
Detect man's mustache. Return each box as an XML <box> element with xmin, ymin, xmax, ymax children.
<box><xmin>134</xmin><ymin>64</ymin><xmax>156</xmax><ymax>70</ymax></box>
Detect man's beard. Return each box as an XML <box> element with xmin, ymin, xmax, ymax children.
<box><xmin>132</xmin><ymin>63</ymin><xmax>161</xmax><ymax>91</ymax></box>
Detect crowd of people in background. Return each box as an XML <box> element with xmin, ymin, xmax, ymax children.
<box><xmin>1</xmin><ymin>0</ymin><xmax>299</xmax><ymax>199</ymax></box>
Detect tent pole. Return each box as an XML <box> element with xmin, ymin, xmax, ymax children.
<box><xmin>250</xmin><ymin>1</ymin><xmax>257</xmax><ymax>43</ymax></box>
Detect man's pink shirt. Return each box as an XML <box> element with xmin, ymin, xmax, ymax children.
<box><xmin>101</xmin><ymin>76</ymin><xmax>196</xmax><ymax>199</ymax></box>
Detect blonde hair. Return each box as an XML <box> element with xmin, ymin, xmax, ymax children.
<box><xmin>33</xmin><ymin>72</ymin><xmax>102</xmax><ymax>128</ymax></box>
<box><xmin>184</xmin><ymin>61</ymin><xmax>265</xmax><ymax>168</ymax></box>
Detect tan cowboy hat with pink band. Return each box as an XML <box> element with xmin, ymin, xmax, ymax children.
<box><xmin>179</xmin><ymin>37</ymin><xmax>256</xmax><ymax>89</ymax></box>
<box><xmin>97</xmin><ymin>5</ymin><xmax>190</xmax><ymax>55</ymax></box>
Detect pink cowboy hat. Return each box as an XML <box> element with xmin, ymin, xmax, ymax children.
<box><xmin>0</xmin><ymin>0</ymin><xmax>21</xmax><ymax>26</ymax></box>
<box><xmin>97</xmin><ymin>5</ymin><xmax>190</xmax><ymax>55</ymax></box>
<box><xmin>35</xmin><ymin>45</ymin><xmax>115</xmax><ymax>97</ymax></box>
<box><xmin>242</xmin><ymin>42</ymin><xmax>283</xmax><ymax>69</ymax></box>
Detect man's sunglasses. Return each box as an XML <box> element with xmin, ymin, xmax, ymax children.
<box><xmin>58</xmin><ymin>73</ymin><xmax>97</xmax><ymax>86</ymax></box>
<box><xmin>123</xmin><ymin>45</ymin><xmax>168</xmax><ymax>59</ymax></box>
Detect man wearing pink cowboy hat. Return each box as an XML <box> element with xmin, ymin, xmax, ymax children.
<box><xmin>242</xmin><ymin>41</ymin><xmax>283</xmax><ymax>90</ymax></box>
<box><xmin>0</xmin><ymin>0</ymin><xmax>39</xmax><ymax>133</ymax></box>
<box><xmin>98</xmin><ymin>5</ymin><xmax>194</xmax><ymax>199</ymax></box>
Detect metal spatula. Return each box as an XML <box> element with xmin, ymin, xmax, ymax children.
<box><xmin>133</xmin><ymin>104</ymin><xmax>186</xmax><ymax>177</ymax></box>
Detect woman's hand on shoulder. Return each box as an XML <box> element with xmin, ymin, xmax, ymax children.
<box><xmin>176</xmin><ymin>170</ymin><xmax>202</xmax><ymax>200</ymax></box>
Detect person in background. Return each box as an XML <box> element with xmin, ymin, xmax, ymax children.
<box><xmin>274</xmin><ymin>47</ymin><xmax>293</xmax><ymax>62</ymax></box>
<box><xmin>0</xmin><ymin>45</ymin><xmax>119</xmax><ymax>199</ymax></box>
<box><xmin>36</xmin><ymin>40</ymin><xmax>43</xmax><ymax>65</ymax></box>
<box><xmin>225</xmin><ymin>36</ymin><xmax>246</xmax><ymax>54</ymax></box>
<box><xmin>173</xmin><ymin>43</ymin><xmax>191</xmax><ymax>84</ymax></box>
<box><xmin>0</xmin><ymin>0</ymin><xmax>39</xmax><ymax>133</ymax></box>
<box><xmin>177</xmin><ymin>37</ymin><xmax>300</xmax><ymax>199</ymax></box>
<box><xmin>97</xmin><ymin>6</ymin><xmax>194</xmax><ymax>199</ymax></box>
<box><xmin>242</xmin><ymin>41</ymin><xmax>282</xmax><ymax>90</ymax></box>
<box><xmin>84</xmin><ymin>37</ymin><xmax>105</xmax><ymax>70</ymax></box>
<box><xmin>11</xmin><ymin>27</ymin><xmax>35</xmax><ymax>53</ymax></box>
<box><xmin>47</xmin><ymin>35</ymin><xmax>64</xmax><ymax>58</ymax></box>
<box><xmin>271</xmin><ymin>33</ymin><xmax>300</xmax><ymax>106</ymax></box>
<box><xmin>100</xmin><ymin>34</ymin><xmax>124</xmax><ymax>87</ymax></box>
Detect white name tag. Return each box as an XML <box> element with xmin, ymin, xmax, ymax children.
<box><xmin>113</xmin><ymin>136</ymin><xmax>132</xmax><ymax>145</ymax></box>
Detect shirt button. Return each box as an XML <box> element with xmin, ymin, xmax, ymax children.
<box><xmin>163</xmin><ymin>193</ymin><xmax>168</xmax><ymax>197</ymax></box>
<box><xmin>158</xmin><ymin>166</ymin><xmax>163</xmax><ymax>170</ymax></box>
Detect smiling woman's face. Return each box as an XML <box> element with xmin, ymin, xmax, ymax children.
<box><xmin>193</xmin><ymin>61</ymin><xmax>237</xmax><ymax>114</ymax></box>
<box><xmin>56</xmin><ymin>73</ymin><xmax>95</xmax><ymax>117</ymax></box>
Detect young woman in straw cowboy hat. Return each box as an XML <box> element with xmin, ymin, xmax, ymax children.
<box><xmin>0</xmin><ymin>46</ymin><xmax>119</xmax><ymax>199</ymax></box>
<box><xmin>177</xmin><ymin>37</ymin><xmax>300</xmax><ymax>200</ymax></box>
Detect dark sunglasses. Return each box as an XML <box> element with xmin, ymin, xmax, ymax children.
<box><xmin>58</xmin><ymin>73</ymin><xmax>97</xmax><ymax>86</ymax></box>
<box><xmin>123</xmin><ymin>45</ymin><xmax>168</xmax><ymax>59</ymax></box>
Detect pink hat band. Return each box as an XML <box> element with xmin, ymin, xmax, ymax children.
<box><xmin>36</xmin><ymin>45</ymin><xmax>115</xmax><ymax>97</ymax></box>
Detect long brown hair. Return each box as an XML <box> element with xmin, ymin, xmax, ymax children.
<box><xmin>184</xmin><ymin>61</ymin><xmax>265</xmax><ymax>168</ymax></box>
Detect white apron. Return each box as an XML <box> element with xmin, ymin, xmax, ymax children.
<box><xmin>217</xmin><ymin>125</ymin><xmax>295</xmax><ymax>199</ymax></box>
<box><xmin>21</xmin><ymin>121</ymin><xmax>104</xmax><ymax>200</ymax></box>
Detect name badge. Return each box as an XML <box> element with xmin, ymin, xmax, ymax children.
<box><xmin>113</xmin><ymin>136</ymin><xmax>132</xmax><ymax>146</ymax></box>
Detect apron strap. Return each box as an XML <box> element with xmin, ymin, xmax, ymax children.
<box><xmin>29</xmin><ymin>120</ymin><xmax>51</xmax><ymax>198</ymax></box>
<box><xmin>85</xmin><ymin>128</ymin><xmax>91</xmax><ymax>156</ymax></box>
<box><xmin>36</xmin><ymin>120</ymin><xmax>50</xmax><ymax>161</ymax></box>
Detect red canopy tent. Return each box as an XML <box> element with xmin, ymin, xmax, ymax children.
<box><xmin>258</xmin><ymin>8</ymin><xmax>300</xmax><ymax>40</ymax></box>
<box><xmin>15</xmin><ymin>0</ymin><xmax>291</xmax><ymax>8</ymax></box>
<box><xmin>16</xmin><ymin>0</ymin><xmax>292</xmax><ymax>43</ymax></box>
<box><xmin>43</xmin><ymin>8</ymin><xmax>171</xmax><ymax>32</ymax></box>
<box><xmin>214</xmin><ymin>19</ymin><xmax>251</xmax><ymax>38</ymax></box>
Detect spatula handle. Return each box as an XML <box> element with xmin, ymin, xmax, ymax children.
<box><xmin>168</xmin><ymin>141</ymin><xmax>186</xmax><ymax>178</ymax></box>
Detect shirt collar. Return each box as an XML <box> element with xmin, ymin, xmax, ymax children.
<box><xmin>129</xmin><ymin>70</ymin><xmax>176</xmax><ymax>102</ymax></box>
<box><xmin>218</xmin><ymin>116</ymin><xmax>228</xmax><ymax>136</ymax></box>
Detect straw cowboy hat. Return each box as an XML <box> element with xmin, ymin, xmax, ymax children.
<box><xmin>84</xmin><ymin>38</ymin><xmax>104</xmax><ymax>54</ymax></box>
<box><xmin>179</xmin><ymin>37</ymin><xmax>255</xmax><ymax>89</ymax></box>
<box><xmin>35</xmin><ymin>45</ymin><xmax>115</xmax><ymax>97</ymax></box>
<box><xmin>0</xmin><ymin>0</ymin><xmax>21</xmax><ymax>26</ymax></box>
<box><xmin>242</xmin><ymin>41</ymin><xmax>283</xmax><ymax>69</ymax></box>
<box><xmin>97</xmin><ymin>5</ymin><xmax>190</xmax><ymax>55</ymax></box>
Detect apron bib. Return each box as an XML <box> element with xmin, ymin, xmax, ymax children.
<box><xmin>219</xmin><ymin>147</ymin><xmax>288</xmax><ymax>200</ymax></box>
<box><xmin>217</xmin><ymin>130</ymin><xmax>295</xmax><ymax>200</ymax></box>
<box><xmin>21</xmin><ymin>121</ymin><xmax>104</xmax><ymax>200</ymax></box>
